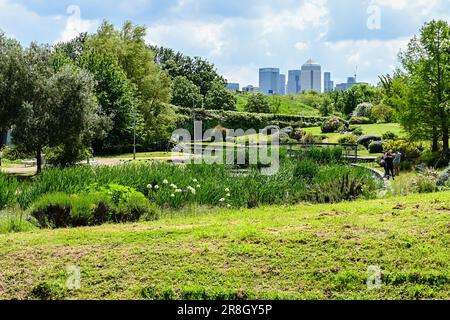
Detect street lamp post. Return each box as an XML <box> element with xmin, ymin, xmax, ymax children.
<box><xmin>133</xmin><ymin>106</ymin><xmax>136</xmax><ymax>161</ymax></box>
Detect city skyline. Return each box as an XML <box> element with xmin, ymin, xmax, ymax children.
<box><xmin>0</xmin><ymin>1</ymin><xmax>449</xmax><ymax>88</ymax></box>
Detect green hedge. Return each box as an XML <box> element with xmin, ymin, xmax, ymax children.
<box><xmin>174</xmin><ymin>106</ymin><xmax>326</xmax><ymax>133</ymax></box>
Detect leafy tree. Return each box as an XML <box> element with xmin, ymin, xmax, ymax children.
<box><xmin>87</xmin><ymin>21</ymin><xmax>173</xmax><ymax>146</ymax></box>
<box><xmin>398</xmin><ymin>20</ymin><xmax>450</xmax><ymax>158</ymax></box>
<box><xmin>0</xmin><ymin>31</ymin><xmax>26</xmax><ymax>133</ymax></box>
<box><xmin>244</xmin><ymin>93</ymin><xmax>271</xmax><ymax>114</ymax></box>
<box><xmin>78</xmin><ymin>49</ymin><xmax>137</xmax><ymax>151</ymax></box>
<box><xmin>172</xmin><ymin>76</ymin><xmax>203</xmax><ymax>108</ymax></box>
<box><xmin>204</xmin><ymin>81</ymin><xmax>237</xmax><ymax>111</ymax></box>
<box><xmin>13</xmin><ymin>45</ymin><xmax>98</xmax><ymax>173</ymax></box>
<box><xmin>151</xmin><ymin>46</ymin><xmax>225</xmax><ymax>96</ymax></box>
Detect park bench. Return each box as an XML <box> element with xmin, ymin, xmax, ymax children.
<box><xmin>22</xmin><ymin>159</ymin><xmax>37</xmax><ymax>167</ymax></box>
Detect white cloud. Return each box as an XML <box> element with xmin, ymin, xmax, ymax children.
<box><xmin>294</xmin><ymin>42</ymin><xmax>309</xmax><ymax>51</ymax></box>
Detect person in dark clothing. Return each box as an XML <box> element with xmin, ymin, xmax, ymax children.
<box><xmin>383</xmin><ymin>151</ymin><xmax>395</xmax><ymax>180</ymax></box>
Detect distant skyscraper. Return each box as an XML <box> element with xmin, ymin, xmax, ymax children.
<box><xmin>279</xmin><ymin>74</ymin><xmax>286</xmax><ymax>95</ymax></box>
<box><xmin>287</xmin><ymin>70</ymin><xmax>301</xmax><ymax>94</ymax></box>
<box><xmin>226</xmin><ymin>83</ymin><xmax>240</xmax><ymax>91</ymax></box>
<box><xmin>335</xmin><ymin>76</ymin><xmax>367</xmax><ymax>91</ymax></box>
<box><xmin>301</xmin><ymin>59</ymin><xmax>321</xmax><ymax>92</ymax></box>
<box><xmin>324</xmin><ymin>72</ymin><xmax>334</xmax><ymax>92</ymax></box>
<box><xmin>259</xmin><ymin>68</ymin><xmax>280</xmax><ymax>95</ymax></box>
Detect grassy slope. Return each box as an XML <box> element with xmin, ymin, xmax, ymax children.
<box><xmin>304</xmin><ymin>123</ymin><xmax>405</xmax><ymax>144</ymax></box>
<box><xmin>236</xmin><ymin>93</ymin><xmax>321</xmax><ymax>117</ymax></box>
<box><xmin>0</xmin><ymin>192</ymin><xmax>449</xmax><ymax>300</ymax></box>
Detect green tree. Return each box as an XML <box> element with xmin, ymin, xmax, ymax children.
<box><xmin>244</xmin><ymin>93</ymin><xmax>271</xmax><ymax>113</ymax></box>
<box><xmin>13</xmin><ymin>45</ymin><xmax>98</xmax><ymax>173</ymax></box>
<box><xmin>0</xmin><ymin>31</ymin><xmax>26</xmax><ymax>133</ymax></box>
<box><xmin>151</xmin><ymin>46</ymin><xmax>225</xmax><ymax>96</ymax></box>
<box><xmin>398</xmin><ymin>20</ymin><xmax>450</xmax><ymax>158</ymax></box>
<box><xmin>87</xmin><ymin>21</ymin><xmax>173</xmax><ymax>146</ymax></box>
<box><xmin>78</xmin><ymin>49</ymin><xmax>137</xmax><ymax>151</ymax></box>
<box><xmin>172</xmin><ymin>76</ymin><xmax>203</xmax><ymax>108</ymax></box>
<box><xmin>204</xmin><ymin>81</ymin><xmax>237</xmax><ymax>111</ymax></box>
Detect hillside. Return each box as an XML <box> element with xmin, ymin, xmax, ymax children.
<box><xmin>0</xmin><ymin>192</ymin><xmax>448</xmax><ymax>300</ymax></box>
<box><xmin>236</xmin><ymin>93</ymin><xmax>321</xmax><ymax>116</ymax></box>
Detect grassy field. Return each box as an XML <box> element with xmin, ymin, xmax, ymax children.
<box><xmin>236</xmin><ymin>93</ymin><xmax>321</xmax><ymax>116</ymax></box>
<box><xmin>304</xmin><ymin>123</ymin><xmax>405</xmax><ymax>144</ymax></box>
<box><xmin>0</xmin><ymin>192</ymin><xmax>448</xmax><ymax>300</ymax></box>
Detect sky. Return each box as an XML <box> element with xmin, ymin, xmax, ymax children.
<box><xmin>1</xmin><ymin>0</ymin><xmax>449</xmax><ymax>87</ymax></box>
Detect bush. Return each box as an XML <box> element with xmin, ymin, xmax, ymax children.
<box><xmin>437</xmin><ymin>167</ymin><xmax>450</xmax><ymax>186</ymax></box>
<box><xmin>31</xmin><ymin>185</ymin><xmax>158</xmax><ymax>228</ymax></box>
<box><xmin>244</xmin><ymin>93</ymin><xmax>271</xmax><ymax>113</ymax></box>
<box><xmin>293</xmin><ymin>160</ymin><xmax>319</xmax><ymax>181</ymax></box>
<box><xmin>302</xmin><ymin>132</ymin><xmax>322</xmax><ymax>144</ymax></box>
<box><xmin>350</xmin><ymin>117</ymin><xmax>372</xmax><ymax>125</ymax></box>
<box><xmin>338</xmin><ymin>134</ymin><xmax>357</xmax><ymax>145</ymax></box>
<box><xmin>371</xmin><ymin>104</ymin><xmax>395</xmax><ymax>123</ymax></box>
<box><xmin>351</xmin><ymin>127</ymin><xmax>364</xmax><ymax>136</ymax></box>
<box><xmin>0</xmin><ymin>146</ymin><xmax>32</xmax><ymax>161</ymax></box>
<box><xmin>383</xmin><ymin>140</ymin><xmax>422</xmax><ymax>161</ymax></box>
<box><xmin>353</xmin><ymin>103</ymin><xmax>373</xmax><ymax>118</ymax></box>
<box><xmin>420</xmin><ymin>150</ymin><xmax>441</xmax><ymax>167</ymax></box>
<box><xmin>290</xmin><ymin>127</ymin><xmax>305</xmax><ymax>141</ymax></box>
<box><xmin>357</xmin><ymin>135</ymin><xmax>382</xmax><ymax>148</ymax></box>
<box><xmin>368</xmin><ymin>141</ymin><xmax>385</xmax><ymax>154</ymax></box>
<box><xmin>321</xmin><ymin>117</ymin><xmax>345</xmax><ymax>133</ymax></box>
<box><xmin>382</xmin><ymin>131</ymin><xmax>399</xmax><ymax>141</ymax></box>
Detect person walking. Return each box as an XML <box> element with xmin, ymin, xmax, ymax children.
<box><xmin>393</xmin><ymin>151</ymin><xmax>402</xmax><ymax>177</ymax></box>
<box><xmin>383</xmin><ymin>151</ymin><xmax>395</xmax><ymax>180</ymax></box>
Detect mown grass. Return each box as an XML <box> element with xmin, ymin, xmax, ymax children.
<box><xmin>0</xmin><ymin>192</ymin><xmax>448</xmax><ymax>300</ymax></box>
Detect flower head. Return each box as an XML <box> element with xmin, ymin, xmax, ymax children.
<box><xmin>196</xmin><ymin>184</ymin><xmax>201</xmax><ymax>188</ymax></box>
<box><xmin>225</xmin><ymin>188</ymin><xmax>230</xmax><ymax>192</ymax></box>
<box><xmin>193</xmin><ymin>179</ymin><xmax>198</xmax><ymax>183</ymax></box>
<box><xmin>170</xmin><ymin>194</ymin><xmax>175</xmax><ymax>198</ymax></box>
<box><xmin>175</xmin><ymin>189</ymin><xmax>182</xmax><ymax>193</ymax></box>
<box><xmin>219</xmin><ymin>198</ymin><xmax>225</xmax><ymax>203</ymax></box>
<box><xmin>226</xmin><ymin>193</ymin><xmax>231</xmax><ymax>197</ymax></box>
<box><xmin>154</xmin><ymin>185</ymin><xmax>160</xmax><ymax>190</ymax></box>
<box><xmin>163</xmin><ymin>179</ymin><xmax>169</xmax><ymax>185</ymax></box>
<box><xmin>147</xmin><ymin>184</ymin><xmax>153</xmax><ymax>189</ymax></box>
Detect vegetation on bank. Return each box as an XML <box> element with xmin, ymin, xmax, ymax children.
<box><xmin>0</xmin><ymin>192</ymin><xmax>448</xmax><ymax>300</ymax></box>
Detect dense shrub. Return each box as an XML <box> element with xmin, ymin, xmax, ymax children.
<box><xmin>0</xmin><ymin>146</ymin><xmax>32</xmax><ymax>161</ymax></box>
<box><xmin>382</xmin><ymin>131</ymin><xmax>399</xmax><ymax>141</ymax></box>
<box><xmin>244</xmin><ymin>93</ymin><xmax>271</xmax><ymax>113</ymax></box>
<box><xmin>30</xmin><ymin>185</ymin><xmax>158</xmax><ymax>228</ymax></box>
<box><xmin>383</xmin><ymin>140</ymin><xmax>423</xmax><ymax>161</ymax></box>
<box><xmin>321</xmin><ymin>117</ymin><xmax>345</xmax><ymax>133</ymax></box>
<box><xmin>338</xmin><ymin>134</ymin><xmax>357</xmax><ymax>145</ymax></box>
<box><xmin>368</xmin><ymin>141</ymin><xmax>385</xmax><ymax>154</ymax></box>
<box><xmin>290</xmin><ymin>127</ymin><xmax>305</xmax><ymax>141</ymax></box>
<box><xmin>302</xmin><ymin>133</ymin><xmax>323</xmax><ymax>144</ymax></box>
<box><xmin>174</xmin><ymin>106</ymin><xmax>325</xmax><ymax>133</ymax></box>
<box><xmin>353</xmin><ymin>103</ymin><xmax>373</xmax><ymax>118</ymax></box>
<box><xmin>350</xmin><ymin>117</ymin><xmax>372</xmax><ymax>125</ymax></box>
<box><xmin>351</xmin><ymin>127</ymin><xmax>364</xmax><ymax>136</ymax></box>
<box><xmin>371</xmin><ymin>104</ymin><xmax>395</xmax><ymax>123</ymax></box>
<box><xmin>357</xmin><ymin>135</ymin><xmax>382</xmax><ymax>148</ymax></box>
<box><xmin>437</xmin><ymin>167</ymin><xmax>450</xmax><ymax>186</ymax></box>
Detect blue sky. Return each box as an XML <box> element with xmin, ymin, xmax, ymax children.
<box><xmin>1</xmin><ymin>0</ymin><xmax>449</xmax><ymax>86</ymax></box>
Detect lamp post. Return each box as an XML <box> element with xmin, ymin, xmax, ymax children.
<box><xmin>133</xmin><ymin>106</ymin><xmax>136</xmax><ymax>161</ymax></box>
